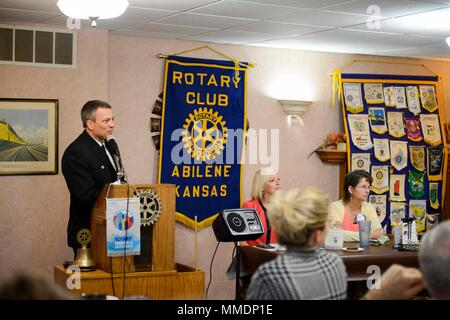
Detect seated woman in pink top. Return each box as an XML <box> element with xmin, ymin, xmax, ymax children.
<box><xmin>242</xmin><ymin>168</ymin><xmax>281</xmax><ymax>247</ymax></box>
<box><xmin>329</xmin><ymin>170</ymin><xmax>383</xmax><ymax>242</ymax></box>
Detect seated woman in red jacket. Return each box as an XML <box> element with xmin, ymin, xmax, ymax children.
<box><xmin>242</xmin><ymin>167</ymin><xmax>281</xmax><ymax>246</ymax></box>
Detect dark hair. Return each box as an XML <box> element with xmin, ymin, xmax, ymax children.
<box><xmin>343</xmin><ymin>170</ymin><xmax>373</xmax><ymax>202</ymax></box>
<box><xmin>81</xmin><ymin>100</ymin><xmax>111</xmax><ymax>128</ymax></box>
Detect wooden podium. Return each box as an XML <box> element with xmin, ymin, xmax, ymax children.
<box><xmin>54</xmin><ymin>183</ymin><xmax>205</xmax><ymax>299</ymax></box>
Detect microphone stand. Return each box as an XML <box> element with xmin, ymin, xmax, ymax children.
<box><xmin>111</xmin><ymin>154</ymin><xmax>124</xmax><ymax>185</ymax></box>
<box><xmin>235</xmin><ymin>241</ymin><xmax>241</xmax><ymax>300</ymax></box>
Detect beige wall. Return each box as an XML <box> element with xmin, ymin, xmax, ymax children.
<box><xmin>1</xmin><ymin>24</ymin><xmax>450</xmax><ymax>299</ymax></box>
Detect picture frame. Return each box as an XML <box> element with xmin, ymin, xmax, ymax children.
<box><xmin>0</xmin><ymin>98</ymin><xmax>58</xmax><ymax>175</ymax></box>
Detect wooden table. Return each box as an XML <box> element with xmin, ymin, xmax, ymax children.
<box><xmin>240</xmin><ymin>241</ymin><xmax>418</xmax><ymax>281</ymax></box>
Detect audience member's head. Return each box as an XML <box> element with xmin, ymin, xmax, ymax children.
<box><xmin>419</xmin><ymin>220</ymin><xmax>450</xmax><ymax>300</ymax></box>
<box><xmin>269</xmin><ymin>188</ymin><xmax>329</xmax><ymax>247</ymax></box>
<box><xmin>0</xmin><ymin>273</ymin><xmax>72</xmax><ymax>300</ymax></box>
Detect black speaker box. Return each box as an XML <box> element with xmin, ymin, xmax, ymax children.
<box><xmin>212</xmin><ymin>208</ymin><xmax>264</xmax><ymax>242</ymax></box>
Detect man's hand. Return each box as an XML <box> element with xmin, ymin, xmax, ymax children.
<box><xmin>364</xmin><ymin>264</ymin><xmax>425</xmax><ymax>300</ymax></box>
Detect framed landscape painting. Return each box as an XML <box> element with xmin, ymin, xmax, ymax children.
<box><xmin>0</xmin><ymin>98</ymin><xmax>58</xmax><ymax>175</ymax></box>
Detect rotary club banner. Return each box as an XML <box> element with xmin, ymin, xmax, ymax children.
<box><xmin>368</xmin><ymin>107</ymin><xmax>388</xmax><ymax>134</ymax></box>
<box><xmin>383</xmin><ymin>86</ymin><xmax>396</xmax><ymax>107</ymax></box>
<box><xmin>344</xmin><ymin>83</ymin><xmax>364</xmax><ymax>113</ymax></box>
<box><xmin>404</xmin><ymin>116</ymin><xmax>422</xmax><ymax>142</ymax></box>
<box><xmin>364</xmin><ymin>83</ymin><xmax>384</xmax><ymax>104</ymax></box>
<box><xmin>158</xmin><ymin>56</ymin><xmax>247</xmax><ymax>229</ymax></box>
<box><xmin>429</xmin><ymin>182</ymin><xmax>440</xmax><ymax>209</ymax></box>
<box><xmin>390</xmin><ymin>140</ymin><xmax>408</xmax><ymax>171</ymax></box>
<box><xmin>369</xmin><ymin>195</ymin><xmax>387</xmax><ymax>223</ymax></box>
<box><xmin>394</xmin><ymin>87</ymin><xmax>407</xmax><ymax>109</ymax></box>
<box><xmin>390</xmin><ymin>174</ymin><xmax>406</xmax><ymax>202</ymax></box>
<box><xmin>348</xmin><ymin>114</ymin><xmax>373</xmax><ymax>150</ymax></box>
<box><xmin>371</xmin><ymin>166</ymin><xmax>389</xmax><ymax>194</ymax></box>
<box><xmin>409</xmin><ymin>199</ymin><xmax>427</xmax><ymax>233</ymax></box>
<box><xmin>419</xmin><ymin>85</ymin><xmax>438</xmax><ymax>112</ymax></box>
<box><xmin>409</xmin><ymin>145</ymin><xmax>425</xmax><ymax>172</ymax></box>
<box><xmin>390</xmin><ymin>202</ymin><xmax>406</xmax><ymax>227</ymax></box>
<box><xmin>387</xmin><ymin>112</ymin><xmax>405</xmax><ymax>138</ymax></box>
<box><xmin>427</xmin><ymin>147</ymin><xmax>444</xmax><ymax>181</ymax></box>
<box><xmin>106</xmin><ymin>198</ymin><xmax>141</xmax><ymax>257</ymax></box>
<box><xmin>420</xmin><ymin>114</ymin><xmax>442</xmax><ymax>146</ymax></box>
<box><xmin>373</xmin><ymin>138</ymin><xmax>390</xmax><ymax>162</ymax></box>
<box><xmin>406</xmin><ymin>86</ymin><xmax>421</xmax><ymax>115</ymax></box>
<box><xmin>408</xmin><ymin>170</ymin><xmax>425</xmax><ymax>199</ymax></box>
<box><xmin>351</xmin><ymin>153</ymin><xmax>371</xmax><ymax>172</ymax></box>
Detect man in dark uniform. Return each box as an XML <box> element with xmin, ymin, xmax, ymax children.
<box><xmin>62</xmin><ymin>100</ymin><xmax>118</xmax><ymax>258</ymax></box>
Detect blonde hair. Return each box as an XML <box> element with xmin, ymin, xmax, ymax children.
<box><xmin>268</xmin><ymin>188</ymin><xmax>329</xmax><ymax>247</ymax></box>
<box><xmin>250</xmin><ymin>168</ymin><xmax>273</xmax><ymax>200</ymax></box>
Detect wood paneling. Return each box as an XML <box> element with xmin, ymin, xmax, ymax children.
<box><xmin>54</xmin><ymin>263</ymin><xmax>204</xmax><ymax>299</ymax></box>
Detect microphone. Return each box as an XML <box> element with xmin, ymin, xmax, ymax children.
<box><xmin>106</xmin><ymin>135</ymin><xmax>126</xmax><ymax>183</ymax></box>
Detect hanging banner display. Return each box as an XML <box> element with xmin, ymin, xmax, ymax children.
<box><xmin>369</xmin><ymin>194</ymin><xmax>387</xmax><ymax>223</ymax></box>
<box><xmin>373</xmin><ymin>138</ymin><xmax>390</xmax><ymax>162</ymax></box>
<box><xmin>351</xmin><ymin>153</ymin><xmax>371</xmax><ymax>172</ymax></box>
<box><xmin>158</xmin><ymin>55</ymin><xmax>247</xmax><ymax>229</ymax></box>
<box><xmin>348</xmin><ymin>114</ymin><xmax>373</xmax><ymax>150</ymax></box>
<box><xmin>409</xmin><ymin>199</ymin><xmax>427</xmax><ymax>233</ymax></box>
<box><xmin>344</xmin><ymin>83</ymin><xmax>364</xmax><ymax>113</ymax></box>
<box><xmin>420</xmin><ymin>114</ymin><xmax>442</xmax><ymax>146</ymax></box>
<box><xmin>106</xmin><ymin>198</ymin><xmax>141</xmax><ymax>257</ymax></box>
<box><xmin>406</xmin><ymin>86</ymin><xmax>421</xmax><ymax>115</ymax></box>
<box><xmin>390</xmin><ymin>202</ymin><xmax>406</xmax><ymax>227</ymax></box>
<box><xmin>408</xmin><ymin>170</ymin><xmax>425</xmax><ymax>199</ymax></box>
<box><xmin>419</xmin><ymin>85</ymin><xmax>438</xmax><ymax>112</ymax></box>
<box><xmin>427</xmin><ymin>147</ymin><xmax>444</xmax><ymax>181</ymax></box>
<box><xmin>409</xmin><ymin>145</ymin><xmax>425</xmax><ymax>172</ymax></box>
<box><xmin>364</xmin><ymin>83</ymin><xmax>384</xmax><ymax>104</ymax></box>
<box><xmin>383</xmin><ymin>86</ymin><xmax>396</xmax><ymax>107</ymax></box>
<box><xmin>371</xmin><ymin>165</ymin><xmax>389</xmax><ymax>194</ymax></box>
<box><xmin>394</xmin><ymin>87</ymin><xmax>407</xmax><ymax>109</ymax></box>
<box><xmin>368</xmin><ymin>107</ymin><xmax>388</xmax><ymax>134</ymax></box>
<box><xmin>390</xmin><ymin>140</ymin><xmax>408</xmax><ymax>171</ymax></box>
<box><xmin>390</xmin><ymin>174</ymin><xmax>406</xmax><ymax>202</ymax></box>
<box><xmin>404</xmin><ymin>116</ymin><xmax>422</xmax><ymax>142</ymax></box>
<box><xmin>340</xmin><ymin>73</ymin><xmax>446</xmax><ymax>233</ymax></box>
<box><xmin>429</xmin><ymin>182</ymin><xmax>440</xmax><ymax>209</ymax></box>
<box><xmin>387</xmin><ymin>112</ymin><xmax>406</xmax><ymax>138</ymax></box>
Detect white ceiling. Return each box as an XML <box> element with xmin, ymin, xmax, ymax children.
<box><xmin>2</xmin><ymin>0</ymin><xmax>450</xmax><ymax>59</ymax></box>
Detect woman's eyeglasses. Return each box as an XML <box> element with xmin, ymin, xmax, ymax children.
<box><xmin>355</xmin><ymin>185</ymin><xmax>371</xmax><ymax>191</ymax></box>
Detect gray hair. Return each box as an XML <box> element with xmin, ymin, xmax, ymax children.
<box><xmin>419</xmin><ymin>220</ymin><xmax>450</xmax><ymax>299</ymax></box>
<box><xmin>81</xmin><ymin>100</ymin><xmax>111</xmax><ymax>128</ymax></box>
<box><xmin>268</xmin><ymin>188</ymin><xmax>329</xmax><ymax>247</ymax></box>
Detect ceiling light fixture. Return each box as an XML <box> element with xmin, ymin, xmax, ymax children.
<box><xmin>57</xmin><ymin>0</ymin><xmax>129</xmax><ymax>27</ymax></box>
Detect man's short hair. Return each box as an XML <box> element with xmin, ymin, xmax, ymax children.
<box><xmin>81</xmin><ymin>100</ymin><xmax>111</xmax><ymax>128</ymax></box>
<box><xmin>419</xmin><ymin>220</ymin><xmax>450</xmax><ymax>299</ymax></box>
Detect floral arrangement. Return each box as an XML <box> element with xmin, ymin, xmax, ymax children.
<box><xmin>322</xmin><ymin>131</ymin><xmax>346</xmax><ymax>150</ymax></box>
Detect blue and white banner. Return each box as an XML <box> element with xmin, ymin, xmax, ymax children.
<box><xmin>158</xmin><ymin>56</ymin><xmax>248</xmax><ymax>229</ymax></box>
<box><xmin>106</xmin><ymin>198</ymin><xmax>141</xmax><ymax>256</ymax></box>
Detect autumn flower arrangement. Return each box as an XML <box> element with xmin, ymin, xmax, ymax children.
<box><xmin>322</xmin><ymin>131</ymin><xmax>346</xmax><ymax>150</ymax></box>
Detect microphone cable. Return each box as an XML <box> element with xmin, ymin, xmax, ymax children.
<box><xmin>205</xmin><ymin>241</ymin><xmax>221</xmax><ymax>300</ymax></box>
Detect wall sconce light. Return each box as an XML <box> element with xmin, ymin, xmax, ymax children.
<box><xmin>278</xmin><ymin>100</ymin><xmax>313</xmax><ymax>119</ymax></box>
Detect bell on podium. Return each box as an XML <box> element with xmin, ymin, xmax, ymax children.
<box><xmin>74</xmin><ymin>229</ymin><xmax>96</xmax><ymax>271</ymax></box>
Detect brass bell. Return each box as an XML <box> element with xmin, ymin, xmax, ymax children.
<box><xmin>74</xmin><ymin>229</ymin><xmax>96</xmax><ymax>271</ymax></box>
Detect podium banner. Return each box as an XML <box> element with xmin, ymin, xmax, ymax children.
<box><xmin>106</xmin><ymin>198</ymin><xmax>141</xmax><ymax>257</ymax></box>
<box><xmin>158</xmin><ymin>55</ymin><xmax>247</xmax><ymax>229</ymax></box>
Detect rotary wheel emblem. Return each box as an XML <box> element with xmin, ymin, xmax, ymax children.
<box><xmin>133</xmin><ymin>189</ymin><xmax>162</xmax><ymax>226</ymax></box>
<box><xmin>181</xmin><ymin>108</ymin><xmax>227</xmax><ymax>161</ymax></box>
<box><xmin>76</xmin><ymin>228</ymin><xmax>91</xmax><ymax>246</ymax></box>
